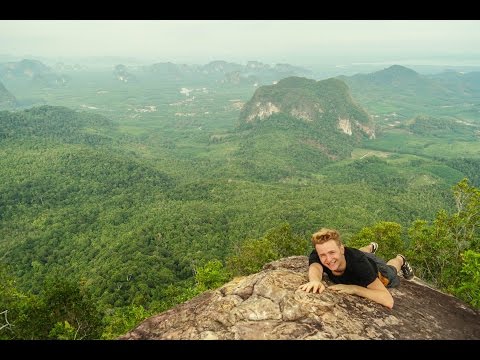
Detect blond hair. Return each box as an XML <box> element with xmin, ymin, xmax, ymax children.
<box><xmin>311</xmin><ymin>228</ymin><xmax>342</xmax><ymax>247</ymax></box>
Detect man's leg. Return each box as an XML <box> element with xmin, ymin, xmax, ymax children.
<box><xmin>359</xmin><ymin>242</ymin><xmax>378</xmax><ymax>254</ymax></box>
<box><xmin>388</xmin><ymin>254</ymin><xmax>414</xmax><ymax>280</ymax></box>
<box><xmin>386</xmin><ymin>255</ymin><xmax>403</xmax><ymax>272</ymax></box>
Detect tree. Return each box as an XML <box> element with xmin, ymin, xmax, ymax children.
<box><xmin>407</xmin><ymin>178</ymin><xmax>480</xmax><ymax>308</ymax></box>
<box><xmin>101</xmin><ymin>305</ymin><xmax>150</xmax><ymax>340</ymax></box>
<box><xmin>226</xmin><ymin>237</ymin><xmax>278</xmax><ymax>276</ymax></box>
<box><xmin>454</xmin><ymin>250</ymin><xmax>480</xmax><ymax>307</ymax></box>
<box><xmin>226</xmin><ymin>223</ymin><xmax>308</xmax><ymax>276</ymax></box>
<box><xmin>194</xmin><ymin>259</ymin><xmax>230</xmax><ymax>291</ymax></box>
<box><xmin>41</xmin><ymin>276</ymin><xmax>103</xmax><ymax>339</ymax></box>
<box><xmin>348</xmin><ymin>221</ymin><xmax>404</xmax><ymax>261</ymax></box>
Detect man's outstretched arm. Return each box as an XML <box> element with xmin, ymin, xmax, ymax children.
<box><xmin>329</xmin><ymin>278</ymin><xmax>394</xmax><ymax>308</ymax></box>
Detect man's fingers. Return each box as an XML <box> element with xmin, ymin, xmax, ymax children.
<box><xmin>299</xmin><ymin>282</ymin><xmax>325</xmax><ymax>294</ymax></box>
<box><xmin>299</xmin><ymin>284</ymin><xmax>310</xmax><ymax>292</ymax></box>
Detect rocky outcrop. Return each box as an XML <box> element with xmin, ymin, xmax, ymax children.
<box><xmin>245</xmin><ymin>102</ymin><xmax>280</xmax><ymax>122</ymax></box>
<box><xmin>120</xmin><ymin>256</ymin><xmax>480</xmax><ymax>340</ymax></box>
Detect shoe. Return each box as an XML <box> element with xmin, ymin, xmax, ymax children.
<box><xmin>370</xmin><ymin>242</ymin><xmax>378</xmax><ymax>254</ymax></box>
<box><xmin>398</xmin><ymin>254</ymin><xmax>414</xmax><ymax>280</ymax></box>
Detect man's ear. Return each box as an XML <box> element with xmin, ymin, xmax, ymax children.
<box><xmin>340</xmin><ymin>244</ymin><xmax>345</xmax><ymax>255</ymax></box>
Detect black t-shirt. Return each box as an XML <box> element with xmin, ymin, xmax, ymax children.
<box><xmin>308</xmin><ymin>247</ymin><xmax>378</xmax><ymax>287</ymax></box>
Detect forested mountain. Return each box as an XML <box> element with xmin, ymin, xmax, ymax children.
<box><xmin>0</xmin><ymin>59</ymin><xmax>69</xmax><ymax>87</ymax></box>
<box><xmin>0</xmin><ymin>81</ymin><xmax>16</xmax><ymax>109</ymax></box>
<box><xmin>0</xmin><ymin>59</ymin><xmax>52</xmax><ymax>79</ymax></box>
<box><xmin>231</xmin><ymin>77</ymin><xmax>374</xmax><ymax>179</ymax></box>
<box><xmin>428</xmin><ymin>70</ymin><xmax>480</xmax><ymax>96</ymax></box>
<box><xmin>340</xmin><ymin>65</ymin><xmax>447</xmax><ymax>97</ymax></box>
<box><xmin>338</xmin><ymin>65</ymin><xmax>480</xmax><ymax>120</ymax></box>
<box><xmin>346</xmin><ymin>65</ymin><xmax>424</xmax><ymax>86</ymax></box>
<box><xmin>239</xmin><ymin>76</ymin><xmax>373</xmax><ymax>135</ymax></box>
<box><xmin>0</xmin><ymin>105</ymin><xmax>114</xmax><ymax>143</ymax></box>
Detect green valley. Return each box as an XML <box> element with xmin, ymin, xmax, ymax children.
<box><xmin>0</xmin><ymin>60</ymin><xmax>479</xmax><ymax>339</ymax></box>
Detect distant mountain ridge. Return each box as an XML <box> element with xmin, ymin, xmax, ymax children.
<box><xmin>338</xmin><ymin>65</ymin><xmax>444</xmax><ymax>98</ymax></box>
<box><xmin>0</xmin><ymin>59</ymin><xmax>69</xmax><ymax>87</ymax></box>
<box><xmin>338</xmin><ymin>65</ymin><xmax>480</xmax><ymax>118</ymax></box>
<box><xmin>134</xmin><ymin>60</ymin><xmax>311</xmax><ymax>85</ymax></box>
<box><xmin>428</xmin><ymin>69</ymin><xmax>480</xmax><ymax>96</ymax></box>
<box><xmin>0</xmin><ymin>81</ymin><xmax>17</xmax><ymax>109</ymax></box>
<box><xmin>352</xmin><ymin>64</ymin><xmax>420</xmax><ymax>85</ymax></box>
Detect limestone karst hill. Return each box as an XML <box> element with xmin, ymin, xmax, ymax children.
<box><xmin>230</xmin><ymin>77</ymin><xmax>376</xmax><ymax>177</ymax></box>
<box><xmin>0</xmin><ymin>59</ymin><xmax>69</xmax><ymax>87</ymax></box>
<box><xmin>0</xmin><ymin>81</ymin><xmax>16</xmax><ymax>109</ymax></box>
<box><xmin>120</xmin><ymin>256</ymin><xmax>480</xmax><ymax>340</ymax></box>
<box><xmin>238</xmin><ymin>77</ymin><xmax>375</xmax><ymax>141</ymax></box>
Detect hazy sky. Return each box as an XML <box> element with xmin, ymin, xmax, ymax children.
<box><xmin>1</xmin><ymin>20</ymin><xmax>479</xmax><ymax>66</ymax></box>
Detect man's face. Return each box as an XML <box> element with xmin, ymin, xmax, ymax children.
<box><xmin>315</xmin><ymin>239</ymin><xmax>345</xmax><ymax>272</ymax></box>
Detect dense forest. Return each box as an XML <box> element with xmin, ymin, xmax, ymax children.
<box><xmin>0</xmin><ymin>63</ymin><xmax>479</xmax><ymax>339</ymax></box>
